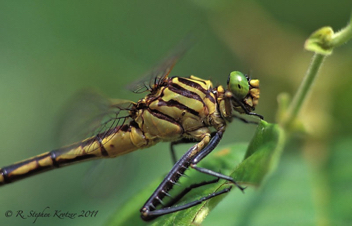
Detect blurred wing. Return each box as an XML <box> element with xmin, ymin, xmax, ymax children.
<box><xmin>55</xmin><ymin>90</ymin><xmax>135</xmax><ymax>195</ymax></box>
<box><xmin>55</xmin><ymin>89</ymin><xmax>134</xmax><ymax>149</ymax></box>
<box><xmin>127</xmin><ymin>33</ymin><xmax>196</xmax><ymax>93</ymax></box>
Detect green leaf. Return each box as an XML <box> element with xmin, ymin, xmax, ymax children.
<box><xmin>106</xmin><ymin>121</ymin><xmax>284</xmax><ymax>225</ymax></box>
<box><xmin>328</xmin><ymin>137</ymin><xmax>352</xmax><ymax>224</ymax></box>
<box><xmin>204</xmin><ymin>151</ymin><xmax>317</xmax><ymax>226</ymax></box>
<box><xmin>234</xmin><ymin>121</ymin><xmax>285</xmax><ymax>186</ymax></box>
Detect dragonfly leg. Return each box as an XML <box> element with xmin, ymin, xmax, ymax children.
<box><xmin>141</xmin><ymin>129</ymin><xmax>245</xmax><ymax>221</ymax></box>
<box><xmin>170</xmin><ymin>138</ymin><xmax>197</xmax><ymax>165</ymax></box>
<box><xmin>141</xmin><ymin>131</ymin><xmax>225</xmax><ymax>221</ymax></box>
<box><xmin>190</xmin><ymin>131</ymin><xmax>245</xmax><ymax>191</ymax></box>
<box><xmin>191</xmin><ymin>166</ymin><xmax>245</xmax><ymax>191</ymax></box>
<box><xmin>165</xmin><ymin>178</ymin><xmax>220</xmax><ymax>207</ymax></box>
<box><xmin>232</xmin><ymin>114</ymin><xmax>259</xmax><ymax>124</ymax></box>
<box><xmin>170</xmin><ymin>132</ymin><xmax>217</xmax><ymax>165</ymax></box>
<box><xmin>230</xmin><ymin>95</ymin><xmax>264</xmax><ymax>120</ymax></box>
<box><xmin>237</xmin><ymin>100</ymin><xmax>263</xmax><ymax>119</ymax></box>
<box><xmin>142</xmin><ymin>186</ymin><xmax>232</xmax><ymax>220</ymax></box>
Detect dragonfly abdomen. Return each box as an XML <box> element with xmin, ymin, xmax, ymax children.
<box><xmin>0</xmin><ymin>152</ymin><xmax>58</xmax><ymax>185</ymax></box>
<box><xmin>0</xmin><ymin>140</ymin><xmax>102</xmax><ymax>185</ymax></box>
<box><xmin>0</xmin><ymin>123</ymin><xmax>156</xmax><ymax>186</ymax></box>
<box><xmin>100</xmin><ymin>122</ymin><xmax>158</xmax><ymax>157</ymax></box>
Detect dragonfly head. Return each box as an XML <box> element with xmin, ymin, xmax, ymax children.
<box><xmin>226</xmin><ymin>71</ymin><xmax>260</xmax><ymax>114</ymax></box>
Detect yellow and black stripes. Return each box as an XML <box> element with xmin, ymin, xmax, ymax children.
<box><xmin>157</xmin><ymin>99</ymin><xmax>199</xmax><ymax>116</ymax></box>
<box><xmin>176</xmin><ymin>77</ymin><xmax>216</xmax><ymax>104</ymax></box>
<box><xmin>0</xmin><ymin>121</ymin><xmax>154</xmax><ymax>185</ymax></box>
<box><xmin>167</xmin><ymin>83</ymin><xmax>205</xmax><ymax>105</ymax></box>
<box><xmin>0</xmin><ymin>73</ymin><xmax>261</xmax><ymax>189</ymax></box>
<box><xmin>0</xmin><ymin>152</ymin><xmax>56</xmax><ymax>185</ymax></box>
<box><xmin>0</xmin><ymin>130</ymin><xmax>110</xmax><ymax>185</ymax></box>
<box><xmin>132</xmin><ymin>75</ymin><xmax>219</xmax><ymax>142</ymax></box>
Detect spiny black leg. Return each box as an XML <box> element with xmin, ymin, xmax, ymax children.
<box><xmin>232</xmin><ymin>115</ymin><xmax>259</xmax><ymax>124</ymax></box>
<box><xmin>141</xmin><ymin>132</ymin><xmax>226</xmax><ymax>221</ymax></box>
<box><xmin>165</xmin><ymin>178</ymin><xmax>220</xmax><ymax>207</ymax></box>
<box><xmin>248</xmin><ymin>112</ymin><xmax>264</xmax><ymax>119</ymax></box>
<box><xmin>190</xmin><ymin>131</ymin><xmax>245</xmax><ymax>191</ymax></box>
<box><xmin>191</xmin><ymin>166</ymin><xmax>245</xmax><ymax>191</ymax></box>
<box><xmin>142</xmin><ymin>186</ymin><xmax>232</xmax><ymax>220</ymax></box>
<box><xmin>141</xmin><ymin>130</ymin><xmax>240</xmax><ymax>221</ymax></box>
<box><xmin>170</xmin><ymin>132</ymin><xmax>217</xmax><ymax>165</ymax></box>
<box><xmin>231</xmin><ymin>97</ymin><xmax>264</xmax><ymax>120</ymax></box>
<box><xmin>190</xmin><ymin>131</ymin><xmax>222</xmax><ymax>164</ymax></box>
<box><xmin>170</xmin><ymin>138</ymin><xmax>196</xmax><ymax>165</ymax></box>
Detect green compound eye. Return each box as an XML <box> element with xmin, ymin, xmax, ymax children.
<box><xmin>227</xmin><ymin>71</ymin><xmax>249</xmax><ymax>100</ymax></box>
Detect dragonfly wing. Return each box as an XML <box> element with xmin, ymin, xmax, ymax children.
<box><xmin>127</xmin><ymin>34</ymin><xmax>196</xmax><ymax>93</ymax></box>
<box><xmin>81</xmin><ymin>154</ymin><xmax>135</xmax><ymax>198</ymax></box>
<box><xmin>56</xmin><ymin>89</ymin><xmax>134</xmax><ymax>149</ymax></box>
<box><xmin>54</xmin><ymin>90</ymin><xmax>135</xmax><ymax>195</ymax></box>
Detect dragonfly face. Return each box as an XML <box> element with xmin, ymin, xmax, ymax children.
<box><xmin>0</xmin><ymin>36</ymin><xmax>263</xmax><ymax>221</ymax></box>
<box><xmin>226</xmin><ymin>71</ymin><xmax>260</xmax><ymax>116</ymax></box>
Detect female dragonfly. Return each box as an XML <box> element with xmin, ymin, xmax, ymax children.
<box><xmin>0</xmin><ymin>38</ymin><xmax>262</xmax><ymax>221</ymax></box>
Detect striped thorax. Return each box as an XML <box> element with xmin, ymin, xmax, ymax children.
<box><xmin>132</xmin><ymin>71</ymin><xmax>260</xmax><ymax>145</ymax></box>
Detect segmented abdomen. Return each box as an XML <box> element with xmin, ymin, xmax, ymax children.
<box><xmin>0</xmin><ymin>123</ymin><xmax>154</xmax><ymax>185</ymax></box>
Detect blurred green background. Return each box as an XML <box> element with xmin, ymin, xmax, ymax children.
<box><xmin>0</xmin><ymin>1</ymin><xmax>351</xmax><ymax>225</ymax></box>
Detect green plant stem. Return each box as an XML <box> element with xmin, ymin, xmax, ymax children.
<box><xmin>283</xmin><ymin>53</ymin><xmax>325</xmax><ymax>128</ymax></box>
<box><xmin>282</xmin><ymin>15</ymin><xmax>352</xmax><ymax>129</ymax></box>
<box><xmin>331</xmin><ymin>16</ymin><xmax>352</xmax><ymax>47</ymax></box>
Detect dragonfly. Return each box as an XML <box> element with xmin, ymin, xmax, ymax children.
<box><xmin>0</xmin><ymin>37</ymin><xmax>263</xmax><ymax>221</ymax></box>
